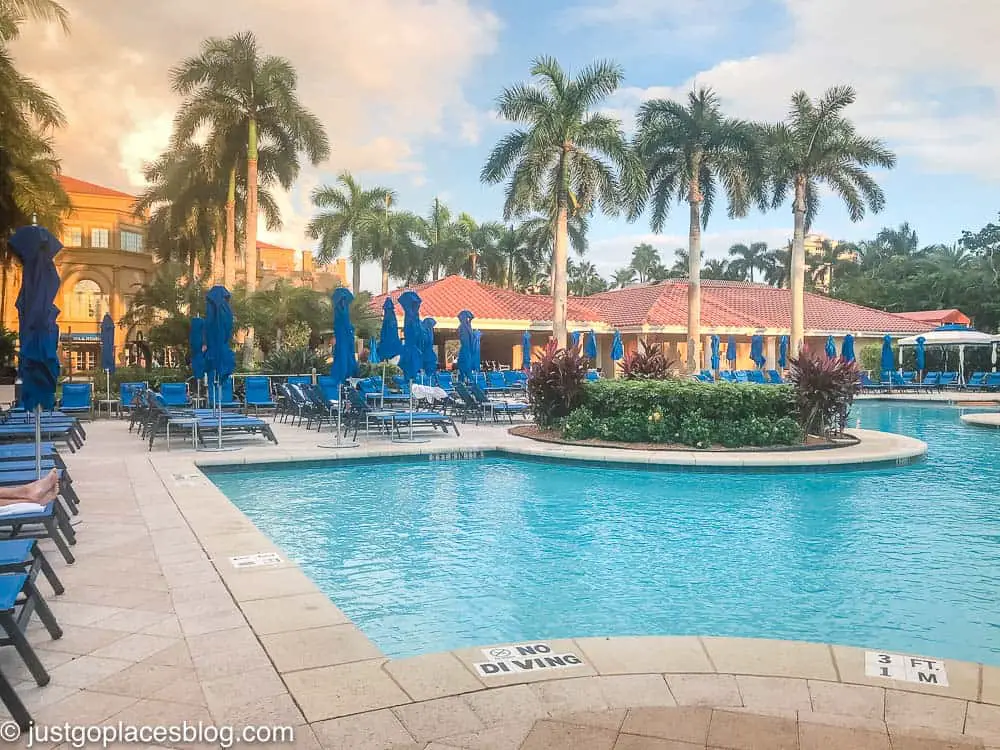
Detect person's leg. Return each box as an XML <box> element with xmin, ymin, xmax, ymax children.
<box><xmin>0</xmin><ymin>470</ymin><xmax>58</xmax><ymax>504</ymax></box>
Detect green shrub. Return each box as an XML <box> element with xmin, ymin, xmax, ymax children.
<box><xmin>357</xmin><ymin>361</ymin><xmax>401</xmax><ymax>379</ymax></box>
<box><xmin>560</xmin><ymin>378</ymin><xmax>802</xmax><ymax>448</ymax></box>
<box><xmin>527</xmin><ymin>340</ymin><xmax>589</xmax><ymax>428</ymax></box>
<box><xmin>74</xmin><ymin>366</ymin><xmax>189</xmax><ymax>392</ymax></box>
<box><xmin>261</xmin><ymin>348</ymin><xmax>330</xmax><ymax>375</ymax></box>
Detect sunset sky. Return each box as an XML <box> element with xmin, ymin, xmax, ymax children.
<box><xmin>12</xmin><ymin>0</ymin><xmax>999</xmax><ymax>291</ymax></box>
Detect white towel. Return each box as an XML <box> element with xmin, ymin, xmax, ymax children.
<box><xmin>0</xmin><ymin>502</ymin><xmax>45</xmax><ymax>516</ymax></box>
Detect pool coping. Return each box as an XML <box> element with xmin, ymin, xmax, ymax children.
<box><xmin>960</xmin><ymin>412</ymin><xmax>1000</xmax><ymax>429</ymax></box>
<box><xmin>143</xmin><ymin>442</ymin><xmax>1000</xmax><ymax>745</ymax></box>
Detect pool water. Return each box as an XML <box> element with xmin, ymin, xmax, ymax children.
<box><xmin>207</xmin><ymin>403</ymin><xmax>1000</xmax><ymax>663</ymax></box>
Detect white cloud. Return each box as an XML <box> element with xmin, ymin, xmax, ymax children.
<box><xmin>605</xmin><ymin>0</ymin><xmax>1000</xmax><ymax>179</ymax></box>
<box><xmin>10</xmin><ymin>0</ymin><xmax>500</xmax><ymax>253</ymax></box>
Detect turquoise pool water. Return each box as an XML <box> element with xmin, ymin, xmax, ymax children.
<box><xmin>207</xmin><ymin>403</ymin><xmax>1000</xmax><ymax>663</ymax></box>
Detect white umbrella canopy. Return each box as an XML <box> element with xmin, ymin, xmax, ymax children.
<box><xmin>897</xmin><ymin>329</ymin><xmax>996</xmax><ymax>346</ymax></box>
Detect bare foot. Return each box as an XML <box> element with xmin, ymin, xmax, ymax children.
<box><xmin>25</xmin><ymin>469</ymin><xmax>58</xmax><ymax>503</ymax></box>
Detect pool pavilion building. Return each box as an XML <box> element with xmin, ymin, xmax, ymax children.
<box><xmin>371</xmin><ymin>275</ymin><xmax>933</xmax><ymax>373</ymax></box>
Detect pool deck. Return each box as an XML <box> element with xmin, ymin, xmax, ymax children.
<box><xmin>960</xmin><ymin>412</ymin><xmax>1000</xmax><ymax>429</ymax></box>
<box><xmin>9</xmin><ymin>417</ymin><xmax>993</xmax><ymax>749</ymax></box>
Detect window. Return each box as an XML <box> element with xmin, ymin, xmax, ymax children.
<box><xmin>120</xmin><ymin>230</ymin><xmax>143</xmax><ymax>252</ymax></box>
<box><xmin>71</xmin><ymin>348</ymin><xmax>97</xmax><ymax>372</ymax></box>
<box><xmin>90</xmin><ymin>228</ymin><xmax>110</xmax><ymax>248</ymax></box>
<box><xmin>67</xmin><ymin>279</ymin><xmax>108</xmax><ymax>321</ymax></box>
<box><xmin>65</xmin><ymin>227</ymin><xmax>82</xmax><ymax>247</ymax></box>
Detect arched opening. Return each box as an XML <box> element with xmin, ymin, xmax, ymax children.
<box><xmin>62</xmin><ymin>279</ymin><xmax>110</xmax><ymax>373</ymax></box>
<box><xmin>65</xmin><ymin>279</ymin><xmax>109</xmax><ymax>322</ymax></box>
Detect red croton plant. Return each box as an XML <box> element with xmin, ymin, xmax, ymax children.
<box><xmin>620</xmin><ymin>342</ymin><xmax>678</xmax><ymax>380</ymax></box>
<box><xmin>526</xmin><ymin>339</ymin><xmax>589</xmax><ymax>428</ymax></box>
<box><xmin>789</xmin><ymin>348</ymin><xmax>861</xmax><ymax>437</ymax></box>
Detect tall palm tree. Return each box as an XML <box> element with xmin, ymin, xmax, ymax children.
<box><xmin>629</xmin><ymin>242</ymin><xmax>661</xmax><ymax>283</ymax></box>
<box><xmin>170</xmin><ymin>31</ymin><xmax>329</xmax><ymax>362</ymax></box>
<box><xmin>762</xmin><ymin>85</ymin><xmax>896</xmax><ymax>355</ymax></box>
<box><xmin>701</xmin><ymin>258</ymin><xmax>730</xmax><ymax>280</ymax></box>
<box><xmin>612</xmin><ymin>266</ymin><xmax>636</xmax><ymax>288</ymax></box>
<box><xmin>413</xmin><ymin>198</ymin><xmax>470</xmax><ymax>281</ymax></box>
<box><xmin>307</xmin><ymin>172</ymin><xmax>393</xmax><ymax>294</ymax></box>
<box><xmin>762</xmin><ymin>244</ymin><xmax>791</xmax><ymax>288</ymax></box>
<box><xmin>455</xmin><ymin>214</ymin><xmax>502</xmax><ymax>280</ymax></box>
<box><xmin>356</xmin><ymin>199</ymin><xmax>421</xmax><ymax>294</ymax></box>
<box><xmin>634</xmin><ymin>87</ymin><xmax>765</xmax><ymax>370</ymax></box>
<box><xmin>669</xmin><ymin>248</ymin><xmax>689</xmax><ymax>277</ymax></box>
<box><xmin>0</xmin><ymin>0</ymin><xmax>68</xmax><ymax>40</ymax></box>
<box><xmin>726</xmin><ymin>241</ymin><xmax>768</xmax><ymax>282</ymax></box>
<box><xmin>806</xmin><ymin>238</ymin><xmax>847</xmax><ymax>292</ymax></box>
<box><xmin>481</xmin><ymin>56</ymin><xmax>641</xmax><ymax>347</ymax></box>
<box><xmin>567</xmin><ymin>259</ymin><xmax>606</xmax><ymax>296</ymax></box>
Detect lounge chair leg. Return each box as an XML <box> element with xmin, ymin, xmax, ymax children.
<box><xmin>0</xmin><ymin>613</ymin><xmax>48</xmax><ymax>686</ymax></box>
<box><xmin>42</xmin><ymin>519</ymin><xmax>74</xmax><ymax>565</ymax></box>
<box><xmin>32</xmin><ymin>547</ymin><xmax>63</xmax><ymax>595</ymax></box>
<box><xmin>24</xmin><ymin>581</ymin><xmax>60</xmax><ymax>640</ymax></box>
<box><xmin>0</xmin><ymin>666</ymin><xmax>32</xmax><ymax>731</ymax></box>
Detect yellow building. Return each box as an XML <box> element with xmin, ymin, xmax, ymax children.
<box><xmin>1</xmin><ymin>175</ymin><xmax>350</xmax><ymax>373</ymax></box>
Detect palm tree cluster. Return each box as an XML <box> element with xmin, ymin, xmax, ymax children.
<box><xmin>137</xmin><ymin>31</ymin><xmax>329</xmax><ymax>364</ymax></box>
<box><xmin>483</xmin><ymin>59</ymin><xmax>895</xmax><ymax>366</ymax></box>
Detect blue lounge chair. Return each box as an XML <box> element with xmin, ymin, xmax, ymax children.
<box><xmin>243</xmin><ymin>376</ymin><xmax>276</xmax><ymax>414</ymax></box>
<box><xmin>939</xmin><ymin>372</ymin><xmax>959</xmax><ymax>389</ymax></box>
<box><xmin>901</xmin><ymin>371</ymin><xmax>917</xmax><ymax>383</ymax></box>
<box><xmin>0</xmin><ymin>571</ymin><xmax>62</xmax><ymax>687</ymax></box>
<box><xmin>747</xmin><ymin>370</ymin><xmax>767</xmax><ymax>384</ymax></box>
<box><xmin>585</xmin><ymin>370</ymin><xmax>600</xmax><ymax>382</ymax></box>
<box><xmin>435</xmin><ymin>371</ymin><xmax>456</xmax><ymax>394</ymax></box>
<box><xmin>58</xmin><ymin>383</ymin><xmax>92</xmax><ymax>418</ymax></box>
<box><xmin>965</xmin><ymin>372</ymin><xmax>988</xmax><ymax>390</ymax></box>
<box><xmin>766</xmin><ymin>370</ymin><xmax>785</xmax><ymax>384</ymax></box>
<box><xmin>342</xmin><ymin>388</ymin><xmax>459</xmax><ymax>440</ymax></box>
<box><xmin>159</xmin><ymin>382</ymin><xmax>189</xmax><ymax>407</ymax></box>
<box><xmin>466</xmin><ymin>383</ymin><xmax>530</xmax><ymax>424</ymax></box>
<box><xmin>206</xmin><ymin>376</ymin><xmax>242</xmax><ymax>410</ymax></box>
<box><xmin>286</xmin><ymin>376</ymin><xmax>312</xmax><ymax>387</ymax></box>
<box><xmin>0</xmin><ymin>501</ymin><xmax>75</xmax><ymax>564</ymax></box>
<box><xmin>486</xmin><ymin>371</ymin><xmax>510</xmax><ymax>391</ymax></box>
<box><xmin>985</xmin><ymin>372</ymin><xmax>1000</xmax><ymax>391</ymax></box>
<box><xmin>119</xmin><ymin>382</ymin><xmax>147</xmax><ymax>418</ymax></box>
<box><xmin>922</xmin><ymin>372</ymin><xmax>941</xmax><ymax>388</ymax></box>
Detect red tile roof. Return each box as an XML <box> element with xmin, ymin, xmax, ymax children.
<box><xmin>58</xmin><ymin>175</ymin><xmax>135</xmax><ymax>199</ymax></box>
<box><xmin>371</xmin><ymin>275</ymin><xmax>933</xmax><ymax>334</ymax></box>
<box><xmin>897</xmin><ymin>309</ymin><xmax>971</xmax><ymax>326</ymax></box>
<box><xmin>257</xmin><ymin>240</ymin><xmax>295</xmax><ymax>252</ymax></box>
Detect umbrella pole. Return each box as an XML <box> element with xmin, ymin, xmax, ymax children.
<box><xmin>318</xmin><ymin>382</ymin><xmax>359</xmax><ymax>449</ymax></box>
<box><xmin>34</xmin><ymin>405</ymin><xmax>41</xmax><ymax>480</ymax></box>
<box><xmin>106</xmin><ymin>369</ymin><xmax>111</xmax><ymax>415</ymax></box>
<box><xmin>217</xmin><ymin>376</ymin><xmax>222</xmax><ymax>449</ymax></box>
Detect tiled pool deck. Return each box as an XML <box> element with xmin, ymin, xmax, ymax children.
<box><xmin>10</xmin><ymin>417</ymin><xmax>998</xmax><ymax>749</ymax></box>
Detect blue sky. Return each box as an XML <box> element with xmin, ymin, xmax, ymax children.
<box><xmin>17</xmin><ymin>0</ymin><xmax>999</xmax><ymax>292</ymax></box>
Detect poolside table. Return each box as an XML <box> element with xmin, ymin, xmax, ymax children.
<box><xmin>165</xmin><ymin>417</ymin><xmax>199</xmax><ymax>451</ymax></box>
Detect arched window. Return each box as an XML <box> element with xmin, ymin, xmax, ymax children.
<box><xmin>66</xmin><ymin>279</ymin><xmax>108</xmax><ymax>321</ymax></box>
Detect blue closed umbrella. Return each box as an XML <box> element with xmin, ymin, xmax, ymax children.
<box><xmin>880</xmin><ymin>334</ymin><xmax>894</xmax><ymax>374</ymax></box>
<box><xmin>457</xmin><ymin>310</ymin><xmax>475</xmax><ymax>381</ymax></box>
<box><xmin>570</xmin><ymin>331</ymin><xmax>580</xmax><ymax>350</ymax></box>
<box><xmin>610</xmin><ymin>330</ymin><xmax>624</xmax><ymax>362</ymax></box>
<box><xmin>368</xmin><ymin>336</ymin><xmax>380</xmax><ymax>365</ymax></box>
<box><xmin>100</xmin><ymin>313</ymin><xmax>116</xmax><ymax>372</ymax></box>
<box><xmin>584</xmin><ymin>330</ymin><xmax>598</xmax><ymax>360</ymax></box>
<box><xmin>841</xmin><ymin>334</ymin><xmax>856</xmax><ymax>363</ymax></box>
<box><xmin>189</xmin><ymin>317</ymin><xmax>205</xmax><ymax>380</ymax></box>
<box><xmin>376</xmin><ymin>298</ymin><xmax>402</xmax><ymax>362</ymax></box>
<box><xmin>710</xmin><ymin>334</ymin><xmax>721</xmax><ymax>371</ymax></box>
<box><xmin>726</xmin><ymin>335</ymin><xmax>737</xmax><ymax>367</ymax></box>
<box><xmin>522</xmin><ymin>331</ymin><xmax>532</xmax><ymax>370</ymax></box>
<box><xmin>9</xmin><ymin>224</ymin><xmax>61</xmax><ymax>477</ymax></box>
<box><xmin>330</xmin><ymin>288</ymin><xmax>357</xmax><ymax>385</ymax></box>
<box><xmin>915</xmin><ymin>336</ymin><xmax>926</xmax><ymax>371</ymax></box>
<box><xmin>778</xmin><ymin>335</ymin><xmax>788</xmax><ymax>368</ymax></box>
<box><xmin>398</xmin><ymin>290</ymin><xmax>423</xmax><ymax>382</ymax></box>
<box><xmin>825</xmin><ymin>335</ymin><xmax>837</xmax><ymax>359</ymax></box>
<box><xmin>473</xmin><ymin>330</ymin><xmax>482</xmax><ymax>371</ymax></box>
<box><xmin>750</xmin><ymin>335</ymin><xmax>765</xmax><ymax>368</ymax></box>
<box><xmin>204</xmin><ymin>285</ymin><xmax>235</xmax><ymax>449</ymax></box>
<box><xmin>421</xmin><ymin>317</ymin><xmax>438</xmax><ymax>375</ymax></box>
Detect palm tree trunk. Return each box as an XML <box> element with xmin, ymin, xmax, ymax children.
<box><xmin>686</xmin><ymin>181</ymin><xmax>703</xmax><ymax>373</ymax></box>
<box><xmin>212</xmin><ymin>226</ymin><xmax>224</xmax><ymax>285</ymax></box>
<box><xmin>469</xmin><ymin>252</ymin><xmax>477</xmax><ymax>280</ymax></box>
<box><xmin>381</xmin><ymin>252</ymin><xmax>390</xmax><ymax>295</ymax></box>
<box><xmin>552</xmin><ymin>197</ymin><xmax>569</xmax><ymax>348</ymax></box>
<box><xmin>508</xmin><ymin>253</ymin><xmax>514</xmax><ymax>290</ymax></box>
<box><xmin>224</xmin><ymin>167</ymin><xmax>237</xmax><ymax>289</ymax></box>
<box><xmin>243</xmin><ymin>118</ymin><xmax>259</xmax><ymax>367</ymax></box>
<box><xmin>790</xmin><ymin>175</ymin><xmax>808</xmax><ymax>356</ymax></box>
<box><xmin>352</xmin><ymin>254</ymin><xmax>362</xmax><ymax>295</ymax></box>
<box><xmin>0</xmin><ymin>252</ymin><xmax>9</xmax><ymax>329</ymax></box>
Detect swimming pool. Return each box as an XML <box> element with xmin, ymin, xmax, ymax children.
<box><xmin>207</xmin><ymin>403</ymin><xmax>1000</xmax><ymax>663</ymax></box>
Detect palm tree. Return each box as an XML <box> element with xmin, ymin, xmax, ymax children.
<box><xmin>170</xmin><ymin>31</ymin><xmax>329</xmax><ymax>362</ymax></box>
<box><xmin>726</xmin><ymin>241</ymin><xmax>768</xmax><ymax>282</ymax></box>
<box><xmin>612</xmin><ymin>266</ymin><xmax>636</xmax><ymax>288</ymax></box>
<box><xmin>413</xmin><ymin>198</ymin><xmax>470</xmax><ymax>280</ymax></box>
<box><xmin>669</xmin><ymin>248</ymin><xmax>689</xmax><ymax>277</ymax></box>
<box><xmin>481</xmin><ymin>56</ymin><xmax>641</xmax><ymax>347</ymax></box>
<box><xmin>701</xmin><ymin>258</ymin><xmax>730</xmax><ymax>280</ymax></box>
<box><xmin>762</xmin><ymin>245</ymin><xmax>791</xmax><ymax>288</ymax></box>
<box><xmin>762</xmin><ymin>85</ymin><xmax>896</xmax><ymax>355</ymax></box>
<box><xmin>567</xmin><ymin>259</ymin><xmax>606</xmax><ymax>296</ymax></box>
<box><xmin>455</xmin><ymin>214</ymin><xmax>502</xmax><ymax>280</ymax></box>
<box><xmin>806</xmin><ymin>238</ymin><xmax>848</xmax><ymax>292</ymax></box>
<box><xmin>629</xmin><ymin>242</ymin><xmax>661</xmax><ymax>283</ymax></box>
<box><xmin>307</xmin><ymin>172</ymin><xmax>393</xmax><ymax>294</ymax></box>
<box><xmin>356</xmin><ymin>199</ymin><xmax>421</xmax><ymax>294</ymax></box>
<box><xmin>634</xmin><ymin>87</ymin><xmax>765</xmax><ymax>370</ymax></box>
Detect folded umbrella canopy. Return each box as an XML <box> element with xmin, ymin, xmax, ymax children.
<box><xmin>825</xmin><ymin>335</ymin><xmax>837</xmax><ymax>359</ymax></box>
<box><xmin>367</xmin><ymin>336</ymin><xmax>380</xmax><ymax>364</ymax></box>
<box><xmin>421</xmin><ymin>317</ymin><xmax>438</xmax><ymax>375</ymax></box>
<box><xmin>750</xmin><ymin>334</ymin><xmax>765</xmax><ymax>369</ymax></box>
<box><xmin>398</xmin><ymin>290</ymin><xmax>423</xmax><ymax>383</ymax></box>
<box><xmin>570</xmin><ymin>331</ymin><xmax>580</xmax><ymax>349</ymax></box>
<box><xmin>880</xmin><ymin>334</ymin><xmax>895</xmax><ymax>374</ymax></box>
<box><xmin>915</xmin><ymin>336</ymin><xmax>926</xmax><ymax>371</ymax></box>
<box><xmin>377</xmin><ymin>298</ymin><xmax>402</xmax><ymax>363</ymax></box>
<box><xmin>710</xmin><ymin>334</ymin><xmax>721</xmax><ymax>371</ymax></box>
<box><xmin>584</xmin><ymin>330</ymin><xmax>598</xmax><ymax>360</ymax></box>
<box><xmin>472</xmin><ymin>330</ymin><xmax>482</xmax><ymax>371</ymax></box>
<box><xmin>100</xmin><ymin>314</ymin><xmax>116</xmax><ymax>372</ymax></box>
<box><xmin>9</xmin><ymin>224</ymin><xmax>61</xmax><ymax>478</ymax></box>
<box><xmin>778</xmin><ymin>335</ymin><xmax>789</xmax><ymax>368</ymax></box>
<box><xmin>189</xmin><ymin>317</ymin><xmax>206</xmax><ymax>380</ymax></box>
<box><xmin>841</xmin><ymin>334</ymin><xmax>856</xmax><ymax>363</ymax></box>
<box><xmin>726</xmin><ymin>335</ymin><xmax>737</xmax><ymax>367</ymax></box>
<box><xmin>204</xmin><ymin>286</ymin><xmax>236</xmax><ymax>449</ymax></box>
<box><xmin>521</xmin><ymin>330</ymin><xmax>532</xmax><ymax>370</ymax></box>
<box><xmin>610</xmin><ymin>330</ymin><xmax>624</xmax><ymax>363</ymax></box>
<box><xmin>330</xmin><ymin>288</ymin><xmax>357</xmax><ymax>385</ymax></box>
<box><xmin>457</xmin><ymin>310</ymin><xmax>475</xmax><ymax>381</ymax></box>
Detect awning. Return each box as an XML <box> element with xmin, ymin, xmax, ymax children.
<box><xmin>59</xmin><ymin>333</ymin><xmax>100</xmax><ymax>342</ymax></box>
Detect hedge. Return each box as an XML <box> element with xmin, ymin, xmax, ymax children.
<box><xmin>562</xmin><ymin>378</ymin><xmax>802</xmax><ymax>448</ymax></box>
